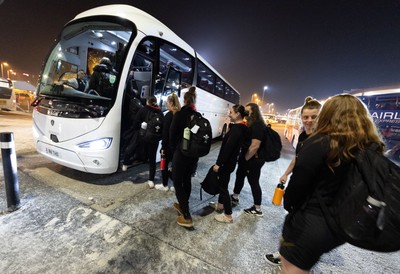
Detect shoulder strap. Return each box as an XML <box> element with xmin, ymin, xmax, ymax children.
<box><xmin>186</xmin><ymin>110</ymin><xmax>197</xmax><ymax>126</ymax></box>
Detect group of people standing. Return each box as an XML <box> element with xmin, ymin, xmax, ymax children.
<box><xmin>122</xmin><ymin>85</ymin><xmax>270</xmax><ymax>229</ymax></box>
<box><xmin>170</xmin><ymin>93</ymin><xmax>272</xmax><ymax>227</ymax></box>
<box><xmin>120</xmin><ymin>86</ymin><xmax>199</xmax><ymax>228</ymax></box>
<box><xmin>122</xmin><ymin>87</ymin><xmax>386</xmax><ymax>273</ymax></box>
<box><xmin>212</xmin><ymin>102</ymin><xmax>268</xmax><ymax>223</ymax></box>
<box><xmin>264</xmin><ymin>94</ymin><xmax>386</xmax><ymax>274</ymax></box>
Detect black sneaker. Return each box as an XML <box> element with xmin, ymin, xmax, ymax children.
<box><xmin>264</xmin><ymin>252</ymin><xmax>281</xmax><ymax>266</ymax></box>
<box><xmin>230</xmin><ymin>194</ymin><xmax>239</xmax><ymax>207</ymax></box>
<box><xmin>244</xmin><ymin>206</ymin><xmax>263</xmax><ymax>216</ymax></box>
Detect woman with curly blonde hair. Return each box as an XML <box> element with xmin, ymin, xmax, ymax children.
<box><xmin>279</xmin><ymin>94</ymin><xmax>384</xmax><ymax>273</ymax></box>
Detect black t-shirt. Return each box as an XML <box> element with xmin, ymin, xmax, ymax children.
<box><xmin>240</xmin><ymin>120</ymin><xmax>265</xmax><ymax>160</ymax></box>
<box><xmin>284</xmin><ymin>133</ymin><xmax>350</xmax><ymax>214</ymax></box>
<box><xmin>216</xmin><ymin>123</ymin><xmax>248</xmax><ymax>171</ymax></box>
<box><xmin>295</xmin><ymin>131</ymin><xmax>310</xmax><ymax>155</ymax></box>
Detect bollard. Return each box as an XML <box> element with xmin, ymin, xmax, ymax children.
<box><xmin>1</xmin><ymin>132</ymin><xmax>20</xmax><ymax>211</ymax></box>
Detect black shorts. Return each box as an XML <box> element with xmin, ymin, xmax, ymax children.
<box><xmin>279</xmin><ymin>210</ymin><xmax>345</xmax><ymax>270</ymax></box>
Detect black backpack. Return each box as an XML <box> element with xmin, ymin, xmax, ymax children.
<box><xmin>317</xmin><ymin>144</ymin><xmax>400</xmax><ymax>252</ymax></box>
<box><xmin>142</xmin><ymin>110</ymin><xmax>163</xmax><ymax>143</ymax></box>
<box><xmin>180</xmin><ymin>112</ymin><xmax>212</xmax><ymax>158</ymax></box>
<box><xmin>200</xmin><ymin>166</ymin><xmax>219</xmax><ymax>200</ymax></box>
<box><xmin>263</xmin><ymin>125</ymin><xmax>282</xmax><ymax>162</ymax></box>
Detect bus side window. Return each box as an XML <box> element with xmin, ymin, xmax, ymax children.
<box><xmin>159</xmin><ymin>67</ymin><xmax>181</xmax><ymax>112</ymax></box>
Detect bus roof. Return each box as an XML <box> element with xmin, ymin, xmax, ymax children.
<box><xmin>73</xmin><ymin>5</ymin><xmax>195</xmax><ymax>56</ymax></box>
<box><xmin>72</xmin><ymin>4</ymin><xmax>239</xmax><ymax>96</ymax></box>
<box><xmin>345</xmin><ymin>84</ymin><xmax>400</xmax><ymax>96</ymax></box>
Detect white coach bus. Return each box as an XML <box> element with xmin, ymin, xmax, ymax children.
<box><xmin>32</xmin><ymin>5</ymin><xmax>240</xmax><ymax>174</ymax></box>
<box><xmin>283</xmin><ymin>106</ymin><xmax>302</xmax><ymax>148</ymax></box>
<box><xmin>0</xmin><ymin>77</ymin><xmax>16</xmax><ymax>111</ymax></box>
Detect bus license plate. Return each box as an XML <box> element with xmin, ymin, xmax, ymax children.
<box><xmin>45</xmin><ymin>147</ymin><xmax>60</xmax><ymax>158</ymax></box>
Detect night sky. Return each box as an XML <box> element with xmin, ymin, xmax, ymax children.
<box><xmin>1</xmin><ymin>0</ymin><xmax>400</xmax><ymax>112</ymax></box>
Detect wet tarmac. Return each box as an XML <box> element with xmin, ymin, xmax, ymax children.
<box><xmin>0</xmin><ymin>111</ymin><xmax>399</xmax><ymax>273</ymax></box>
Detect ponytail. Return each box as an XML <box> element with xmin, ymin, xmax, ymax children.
<box><xmin>184</xmin><ymin>86</ymin><xmax>197</xmax><ymax>105</ymax></box>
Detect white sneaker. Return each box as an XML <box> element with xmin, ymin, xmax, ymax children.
<box><xmin>155</xmin><ymin>184</ymin><xmax>169</xmax><ymax>191</ymax></box>
<box><xmin>122</xmin><ymin>165</ymin><xmax>128</xmax><ymax>172</ymax></box>
<box><xmin>147</xmin><ymin>180</ymin><xmax>155</xmax><ymax>189</ymax></box>
<box><xmin>169</xmin><ymin>186</ymin><xmax>175</xmax><ymax>193</ymax></box>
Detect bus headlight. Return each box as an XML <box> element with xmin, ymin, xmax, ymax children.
<box><xmin>77</xmin><ymin>138</ymin><xmax>112</xmax><ymax>150</ymax></box>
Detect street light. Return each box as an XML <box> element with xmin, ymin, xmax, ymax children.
<box><xmin>262</xmin><ymin>86</ymin><xmax>268</xmax><ymax>106</ymax></box>
<box><xmin>251</xmin><ymin>93</ymin><xmax>258</xmax><ymax>103</ymax></box>
<box><xmin>1</xmin><ymin>62</ymin><xmax>9</xmax><ymax>78</ymax></box>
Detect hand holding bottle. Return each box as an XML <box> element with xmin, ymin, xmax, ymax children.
<box><xmin>160</xmin><ymin>152</ymin><xmax>166</xmax><ymax>170</ymax></box>
<box><xmin>272</xmin><ymin>182</ymin><xmax>285</xmax><ymax>206</ymax></box>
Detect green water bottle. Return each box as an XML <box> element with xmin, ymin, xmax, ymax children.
<box><xmin>182</xmin><ymin>127</ymin><xmax>191</xmax><ymax>151</ymax></box>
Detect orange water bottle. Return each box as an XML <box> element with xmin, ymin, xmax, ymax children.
<box><xmin>272</xmin><ymin>182</ymin><xmax>285</xmax><ymax>206</ymax></box>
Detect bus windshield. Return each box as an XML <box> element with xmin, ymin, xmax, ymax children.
<box><xmin>37</xmin><ymin>17</ymin><xmax>135</xmax><ymax>117</ymax></box>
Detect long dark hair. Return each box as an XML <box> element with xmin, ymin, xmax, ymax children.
<box><xmin>245</xmin><ymin>103</ymin><xmax>263</xmax><ymax>127</ymax></box>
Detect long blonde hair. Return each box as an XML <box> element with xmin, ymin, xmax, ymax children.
<box><xmin>168</xmin><ymin>93</ymin><xmax>181</xmax><ymax>113</ymax></box>
<box><xmin>313</xmin><ymin>94</ymin><xmax>384</xmax><ymax>168</ymax></box>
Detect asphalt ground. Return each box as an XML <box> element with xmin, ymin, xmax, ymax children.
<box><xmin>0</xmin><ymin>110</ymin><xmax>399</xmax><ymax>274</ymax></box>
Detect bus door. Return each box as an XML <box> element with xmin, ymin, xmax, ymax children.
<box><xmin>120</xmin><ymin>39</ymin><xmax>155</xmax><ymax>155</ymax></box>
